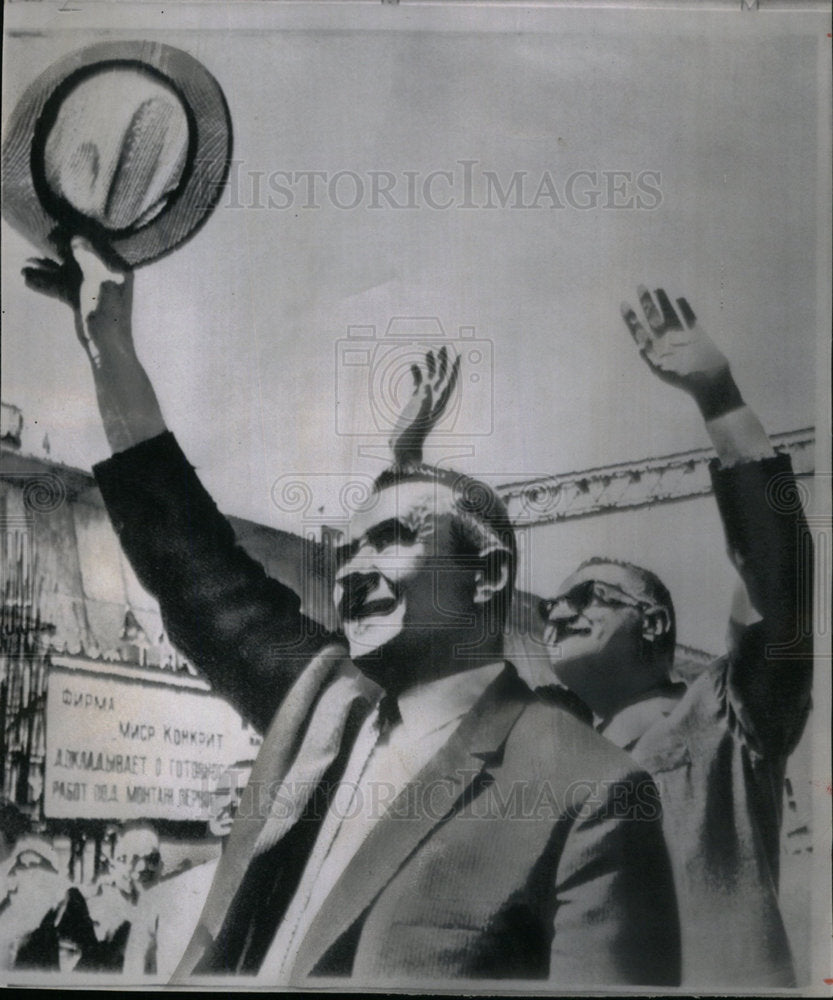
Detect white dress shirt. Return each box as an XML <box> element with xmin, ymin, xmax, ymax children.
<box><xmin>259</xmin><ymin>660</ymin><xmax>505</xmax><ymax>981</ymax></box>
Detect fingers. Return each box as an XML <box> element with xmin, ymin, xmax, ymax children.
<box><xmin>637</xmin><ymin>285</ymin><xmax>663</xmax><ymax>332</ymax></box>
<box><xmin>632</xmin><ymin>285</ymin><xmax>695</xmax><ymax>334</ymax></box>
<box><xmin>620</xmin><ymin>302</ymin><xmax>650</xmax><ymax>349</ymax></box>
<box><xmin>22</xmin><ymin>265</ymin><xmax>63</xmax><ymax>298</ymax></box>
<box><xmin>70</xmin><ymin>236</ymin><xmax>127</xmax><ymax>284</ymax></box>
<box><xmin>447</xmin><ymin>352</ymin><xmax>461</xmax><ymax>393</ymax></box>
<box><xmin>436</xmin><ymin>352</ymin><xmax>461</xmax><ymax>411</ymax></box>
<box><xmin>435</xmin><ymin>348</ymin><xmax>459</xmax><ymax>394</ymax></box>
<box><xmin>419</xmin><ymin>346</ymin><xmax>459</xmax><ymax>391</ymax></box>
<box><xmin>26</xmin><ymin>256</ymin><xmax>63</xmax><ymax>272</ymax></box>
<box><xmin>22</xmin><ymin>257</ymin><xmax>81</xmax><ymax>306</ymax></box>
<box><xmin>654</xmin><ymin>288</ymin><xmax>682</xmax><ymax>330</ymax></box>
<box><xmin>437</xmin><ymin>344</ymin><xmax>448</xmax><ymax>383</ymax></box>
<box><xmin>21</xmin><ymin>234</ymin><xmax>129</xmax><ymax>310</ymax></box>
<box><xmin>677</xmin><ymin>297</ymin><xmax>696</xmax><ymax>327</ymax></box>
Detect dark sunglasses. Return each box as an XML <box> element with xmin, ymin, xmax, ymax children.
<box><xmin>539</xmin><ymin>579</ymin><xmax>651</xmax><ymax>620</ymax></box>
<box><xmin>118</xmin><ymin>850</ymin><xmax>161</xmax><ymax>868</ymax></box>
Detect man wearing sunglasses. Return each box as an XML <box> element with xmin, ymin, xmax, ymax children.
<box><xmin>540</xmin><ymin>287</ymin><xmax>813</xmax><ymax>989</ymax></box>
<box><xmin>539</xmin><ymin>570</ymin><xmax>679</xmax><ymax>738</ymax></box>
<box><xmin>22</xmin><ymin>243</ymin><xmax>680</xmax><ymax>986</ymax></box>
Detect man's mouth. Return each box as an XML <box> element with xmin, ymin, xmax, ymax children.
<box><xmin>561</xmin><ymin>624</ymin><xmax>592</xmax><ymax>637</ymax></box>
<box><xmin>340</xmin><ymin>575</ymin><xmax>400</xmax><ymax>622</ymax></box>
<box><xmin>545</xmin><ymin>622</ymin><xmax>592</xmax><ymax>645</ymax></box>
<box><xmin>346</xmin><ymin>597</ymin><xmax>400</xmax><ymax>622</ymax></box>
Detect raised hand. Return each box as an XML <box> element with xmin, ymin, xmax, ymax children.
<box><xmin>23</xmin><ymin>237</ymin><xmax>134</xmax><ymax>372</ymax></box>
<box><xmin>22</xmin><ymin>237</ymin><xmax>164</xmax><ymax>452</ymax></box>
<box><xmin>388</xmin><ymin>345</ymin><xmax>461</xmax><ymax>467</ymax></box>
<box><xmin>621</xmin><ymin>286</ymin><xmax>742</xmax><ymax>421</ymax></box>
<box><xmin>22</xmin><ymin>253</ymin><xmax>82</xmax><ymax>308</ymax></box>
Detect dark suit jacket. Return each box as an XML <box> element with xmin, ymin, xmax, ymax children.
<box><xmin>95</xmin><ymin>432</ymin><xmax>680</xmax><ymax>986</ymax></box>
<box><xmin>613</xmin><ymin>455</ymin><xmax>813</xmax><ymax>987</ymax></box>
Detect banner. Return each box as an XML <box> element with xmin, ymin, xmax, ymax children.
<box><xmin>44</xmin><ymin>664</ymin><xmax>257</xmax><ymax>820</ymax></box>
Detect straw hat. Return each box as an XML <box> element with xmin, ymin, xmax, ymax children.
<box><xmin>2</xmin><ymin>40</ymin><xmax>232</xmax><ymax>267</ymax></box>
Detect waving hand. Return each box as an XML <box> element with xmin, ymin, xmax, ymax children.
<box><xmin>388</xmin><ymin>345</ymin><xmax>461</xmax><ymax>467</ymax></box>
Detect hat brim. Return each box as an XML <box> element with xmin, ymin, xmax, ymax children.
<box><xmin>2</xmin><ymin>40</ymin><xmax>232</xmax><ymax>268</ymax></box>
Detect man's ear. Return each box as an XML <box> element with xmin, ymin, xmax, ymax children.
<box><xmin>641</xmin><ymin>606</ymin><xmax>671</xmax><ymax>644</ymax></box>
<box><xmin>473</xmin><ymin>547</ymin><xmax>511</xmax><ymax>605</ymax></box>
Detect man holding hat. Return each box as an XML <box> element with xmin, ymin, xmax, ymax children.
<box><xmin>22</xmin><ymin>240</ymin><xmax>680</xmax><ymax>987</ymax></box>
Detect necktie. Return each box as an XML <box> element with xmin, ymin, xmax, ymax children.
<box><xmin>199</xmin><ymin>675</ymin><xmax>373</xmax><ymax>975</ymax></box>
<box><xmin>257</xmin><ymin>690</ymin><xmax>399</xmax><ymax>980</ymax></box>
<box><xmin>253</xmin><ymin>673</ymin><xmax>374</xmax><ymax>857</ymax></box>
<box><xmin>375</xmin><ymin>692</ymin><xmax>401</xmax><ymax>733</ymax></box>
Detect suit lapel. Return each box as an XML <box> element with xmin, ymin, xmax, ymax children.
<box><xmin>291</xmin><ymin>664</ymin><xmax>532</xmax><ymax>981</ymax></box>
<box><xmin>172</xmin><ymin>643</ymin><xmax>358</xmax><ymax>980</ymax></box>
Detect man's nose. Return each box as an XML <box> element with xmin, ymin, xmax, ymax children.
<box><xmin>547</xmin><ymin>598</ymin><xmax>580</xmax><ymax>624</ymax></box>
<box><xmin>350</xmin><ymin>540</ymin><xmax>384</xmax><ymax>570</ymax></box>
<box><xmin>335</xmin><ymin>541</ymin><xmax>378</xmax><ymax>581</ymax></box>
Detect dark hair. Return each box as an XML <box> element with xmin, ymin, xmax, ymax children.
<box><xmin>577</xmin><ymin>555</ymin><xmax>676</xmax><ymax>671</ymax></box>
<box><xmin>372</xmin><ymin>463</ymin><xmax>517</xmax><ymax>629</ymax></box>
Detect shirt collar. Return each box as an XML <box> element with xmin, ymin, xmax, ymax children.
<box><xmin>598</xmin><ymin>681</ymin><xmax>686</xmax><ymax>751</ymax></box>
<box><xmin>393</xmin><ymin>661</ymin><xmax>506</xmax><ymax>740</ymax></box>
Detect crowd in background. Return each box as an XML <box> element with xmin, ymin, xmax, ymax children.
<box><xmin>0</xmin><ymin>759</ymin><xmax>253</xmax><ymax>975</ymax></box>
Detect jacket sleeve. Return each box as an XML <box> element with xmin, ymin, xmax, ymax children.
<box><xmin>549</xmin><ymin>770</ymin><xmax>680</xmax><ymax>986</ymax></box>
<box><xmin>710</xmin><ymin>453</ymin><xmax>813</xmax><ymax>756</ymax></box>
<box><xmin>94</xmin><ymin>432</ymin><xmax>341</xmax><ymax>733</ymax></box>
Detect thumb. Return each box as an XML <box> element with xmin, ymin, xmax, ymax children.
<box><xmin>70</xmin><ymin>236</ymin><xmax>129</xmax><ymax>287</ymax></box>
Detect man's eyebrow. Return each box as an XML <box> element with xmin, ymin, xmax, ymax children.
<box><xmin>364</xmin><ymin>518</ymin><xmax>419</xmax><ymax>547</ymax></box>
<box><xmin>334</xmin><ymin>518</ymin><xmax>423</xmax><ymax>566</ymax></box>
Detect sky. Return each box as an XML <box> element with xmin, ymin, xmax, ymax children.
<box><xmin>2</xmin><ymin>3</ymin><xmax>829</xmax><ymax>534</ymax></box>
<box><xmin>3</xmin><ymin>8</ymin><xmax>828</xmax><ymax>968</ymax></box>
